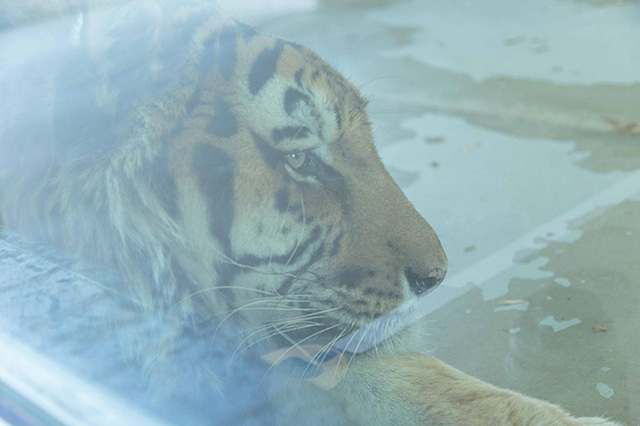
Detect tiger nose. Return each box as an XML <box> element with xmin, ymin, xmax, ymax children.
<box><xmin>404</xmin><ymin>266</ymin><xmax>446</xmax><ymax>297</ymax></box>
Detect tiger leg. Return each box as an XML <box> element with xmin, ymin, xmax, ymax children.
<box><xmin>335</xmin><ymin>353</ymin><xmax>622</xmax><ymax>426</ymax></box>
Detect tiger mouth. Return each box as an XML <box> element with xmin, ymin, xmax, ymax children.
<box><xmin>261</xmin><ymin>303</ymin><xmax>422</xmax><ymax>389</ymax></box>
<box><xmin>270</xmin><ymin>320</ymin><xmax>356</xmax><ymax>352</ymax></box>
<box><xmin>269</xmin><ymin>297</ymin><xmax>421</xmax><ymax>356</ymax></box>
<box><xmin>264</xmin><ymin>275</ymin><xmax>440</xmax><ymax>364</ymax></box>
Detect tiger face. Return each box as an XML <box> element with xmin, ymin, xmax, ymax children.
<box><xmin>0</xmin><ymin>1</ymin><xmax>447</xmax><ymax>356</ymax></box>
<box><xmin>169</xmin><ymin>26</ymin><xmax>448</xmax><ymax>348</ymax></box>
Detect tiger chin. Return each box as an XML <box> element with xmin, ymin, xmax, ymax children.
<box><xmin>0</xmin><ymin>1</ymin><xmax>622</xmax><ymax>425</ymax></box>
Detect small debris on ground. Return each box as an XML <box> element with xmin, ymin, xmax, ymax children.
<box><xmin>504</xmin><ymin>36</ymin><xmax>526</xmax><ymax>46</ymax></box>
<box><xmin>425</xmin><ymin>136</ymin><xmax>445</xmax><ymax>143</ymax></box>
<box><xmin>497</xmin><ymin>299</ymin><xmax>528</xmax><ymax>306</ymax></box>
<box><xmin>604</xmin><ymin>117</ymin><xmax>638</xmax><ymax>133</ymax></box>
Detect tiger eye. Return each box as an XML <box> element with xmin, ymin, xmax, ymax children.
<box><xmin>285</xmin><ymin>152</ymin><xmax>306</xmax><ymax>169</ymax></box>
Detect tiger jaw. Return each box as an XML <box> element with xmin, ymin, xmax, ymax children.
<box><xmin>222</xmin><ymin>261</ymin><xmax>444</xmax><ymax>360</ymax></box>
<box><xmin>256</xmin><ymin>291</ymin><xmax>436</xmax><ymax>390</ymax></box>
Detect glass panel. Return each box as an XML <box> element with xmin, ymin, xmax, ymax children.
<box><xmin>1</xmin><ymin>1</ymin><xmax>637</xmax><ymax>424</ymax></box>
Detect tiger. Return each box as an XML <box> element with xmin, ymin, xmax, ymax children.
<box><xmin>0</xmin><ymin>1</ymin><xmax>622</xmax><ymax>425</ymax></box>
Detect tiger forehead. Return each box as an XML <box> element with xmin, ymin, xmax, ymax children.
<box><xmin>232</xmin><ymin>36</ymin><xmax>368</xmax><ymax>154</ymax></box>
<box><xmin>171</xmin><ymin>20</ymin><xmax>372</xmax><ymax>168</ymax></box>
<box><xmin>272</xmin><ymin>44</ymin><xmax>369</xmax><ymax>126</ymax></box>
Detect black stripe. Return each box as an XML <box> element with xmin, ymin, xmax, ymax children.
<box><xmin>236</xmin><ymin>21</ymin><xmax>258</xmax><ymax>41</ymax></box>
<box><xmin>272</xmin><ymin>126</ymin><xmax>310</xmax><ymax>144</ymax></box>
<box><xmin>283</xmin><ymin>40</ymin><xmax>303</xmax><ymax>51</ymax></box>
<box><xmin>219</xmin><ymin>26</ymin><xmax>237</xmax><ymax>79</ymax></box>
<box><xmin>329</xmin><ymin>230</ymin><xmax>344</xmax><ymax>256</ymax></box>
<box><xmin>187</xmin><ymin>33</ymin><xmax>218</xmax><ymax>113</ymax></box>
<box><xmin>248</xmin><ymin>40</ymin><xmax>284</xmax><ymax>94</ymax></box>
<box><xmin>284</xmin><ymin>87</ymin><xmax>310</xmax><ymax>115</ymax></box>
<box><xmin>294</xmin><ymin>68</ymin><xmax>304</xmax><ymax>87</ymax></box>
<box><xmin>198</xmin><ymin>36</ymin><xmax>217</xmax><ymax>79</ymax></box>
<box><xmin>192</xmin><ymin>144</ymin><xmax>235</xmax><ymax>251</ymax></box>
<box><xmin>334</xmin><ymin>106</ymin><xmax>342</xmax><ymax>129</ymax></box>
<box><xmin>253</xmin><ymin>133</ymin><xmax>280</xmax><ymax>168</ymax></box>
<box><xmin>311</xmin><ymin>140</ymin><xmax>348</xmax><ymax>202</ymax></box>
<box><xmin>280</xmin><ymin>225</ymin><xmax>322</xmax><ymax>266</ymax></box>
<box><xmin>237</xmin><ymin>225</ymin><xmax>322</xmax><ymax>267</ymax></box>
<box><xmin>276</xmin><ymin>277</ymin><xmax>295</xmax><ymax>296</ymax></box>
<box><xmin>208</xmin><ymin>96</ymin><xmax>238</xmax><ymax>137</ymax></box>
<box><xmin>186</xmin><ymin>87</ymin><xmax>201</xmax><ymax>114</ymax></box>
<box><xmin>274</xmin><ymin>187</ymin><xmax>290</xmax><ymax>213</ymax></box>
<box><xmin>292</xmin><ymin>241</ymin><xmax>325</xmax><ymax>279</ymax></box>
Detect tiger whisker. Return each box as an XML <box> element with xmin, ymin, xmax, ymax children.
<box><xmin>259</xmin><ymin>323</ymin><xmax>341</xmax><ymax>386</ymax></box>
<box><xmin>235</xmin><ymin>315</ymin><xmax>328</xmax><ymax>342</ymax></box>
<box><xmin>231</xmin><ymin>321</ymin><xmax>327</xmax><ymax>363</ymax></box>
<box><xmin>214</xmin><ymin>256</ymin><xmax>298</xmax><ymax>277</ymax></box>
<box><xmin>213</xmin><ymin>300</ymin><xmax>340</xmax><ymax>346</ymax></box>
<box><xmin>332</xmin><ymin>324</ymin><xmax>362</xmax><ymax>383</ymax></box>
<box><xmin>345</xmin><ymin>327</ymin><xmax>368</xmax><ymax>378</ymax></box>
<box><xmin>176</xmin><ymin>285</ymin><xmax>287</xmax><ymax>306</ymax></box>
<box><xmin>211</xmin><ymin>298</ymin><xmax>292</xmax><ymax>342</ymax></box>
<box><xmin>221</xmin><ymin>310</ymin><xmax>333</xmax><ymax>362</ymax></box>
<box><xmin>284</xmin><ymin>188</ymin><xmax>306</xmax><ymax>270</ymax></box>
<box><xmin>358</xmin><ymin>75</ymin><xmax>400</xmax><ymax>89</ymax></box>
<box><xmin>199</xmin><ymin>243</ymin><xmax>305</xmax><ymax>279</ymax></box>
<box><xmin>213</xmin><ymin>256</ymin><xmax>322</xmax><ymax>285</ymax></box>
<box><xmin>225</xmin><ymin>305</ymin><xmax>319</xmax><ymax>313</ymax></box>
<box><xmin>223</xmin><ymin>295</ymin><xmax>315</xmax><ymax>313</ymax></box>
<box><xmin>232</xmin><ymin>315</ymin><xmax>331</xmax><ymax>353</ymax></box>
<box><xmin>313</xmin><ymin>328</ymin><xmax>347</xmax><ymax>366</ymax></box>
<box><xmin>300</xmin><ymin>328</ymin><xmax>348</xmax><ymax>381</ymax></box>
<box><xmin>369</xmin><ymin>110</ymin><xmax>410</xmax><ymax>115</ymax></box>
<box><xmin>277</xmin><ymin>272</ymin><xmax>323</xmax><ymax>284</ymax></box>
<box><xmin>235</xmin><ymin>305</ymin><xmax>341</xmax><ymax>320</ymax></box>
<box><xmin>371</xmin><ymin>122</ymin><xmax>398</xmax><ymax>141</ymax></box>
<box><xmin>230</xmin><ymin>306</ymin><xmax>342</xmax><ymax>340</ymax></box>
<box><xmin>292</xmin><ymin>124</ymin><xmax>307</xmax><ymax>139</ymax></box>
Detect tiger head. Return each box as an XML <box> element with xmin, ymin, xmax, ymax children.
<box><xmin>167</xmin><ymin>19</ymin><xmax>448</xmax><ymax>350</ymax></box>
<box><xmin>0</xmin><ymin>2</ymin><xmax>447</xmax><ymax>357</ymax></box>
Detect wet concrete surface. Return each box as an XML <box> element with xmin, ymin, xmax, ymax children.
<box><xmin>428</xmin><ymin>200</ymin><xmax>640</xmax><ymax>421</ymax></box>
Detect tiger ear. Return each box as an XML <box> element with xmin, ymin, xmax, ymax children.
<box><xmin>81</xmin><ymin>1</ymin><xmax>164</xmax><ymax>60</ymax></box>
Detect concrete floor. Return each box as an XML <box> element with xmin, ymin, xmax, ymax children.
<box><xmin>224</xmin><ymin>0</ymin><xmax>640</xmax><ymax>423</ymax></box>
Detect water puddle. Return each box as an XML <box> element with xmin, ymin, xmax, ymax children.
<box><xmin>424</xmin><ymin>199</ymin><xmax>640</xmax><ymax>423</ymax></box>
